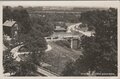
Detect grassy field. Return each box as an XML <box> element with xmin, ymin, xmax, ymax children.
<box><xmin>42</xmin><ymin>41</ymin><xmax>82</xmax><ymax>75</ymax></box>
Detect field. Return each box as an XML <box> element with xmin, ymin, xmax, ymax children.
<box><xmin>42</xmin><ymin>41</ymin><xmax>82</xmax><ymax>75</ymax></box>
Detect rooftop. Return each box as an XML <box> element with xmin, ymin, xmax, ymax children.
<box><xmin>49</xmin><ymin>32</ymin><xmax>82</xmax><ymax>38</ymax></box>
<box><xmin>54</xmin><ymin>26</ymin><xmax>66</xmax><ymax>31</ymax></box>
<box><xmin>3</xmin><ymin>20</ymin><xmax>16</xmax><ymax>27</ymax></box>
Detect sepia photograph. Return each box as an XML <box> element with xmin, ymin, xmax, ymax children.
<box><xmin>1</xmin><ymin>1</ymin><xmax>119</xmax><ymax>77</ymax></box>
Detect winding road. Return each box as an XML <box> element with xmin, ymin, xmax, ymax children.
<box><xmin>10</xmin><ymin>44</ymin><xmax>56</xmax><ymax>76</ymax></box>
<box><xmin>45</xmin><ymin>44</ymin><xmax>52</xmax><ymax>52</ymax></box>
<box><xmin>67</xmin><ymin>22</ymin><xmax>94</xmax><ymax>37</ymax></box>
<box><xmin>10</xmin><ymin>44</ymin><xmax>52</xmax><ymax>61</ymax></box>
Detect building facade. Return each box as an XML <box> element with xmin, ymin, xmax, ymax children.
<box><xmin>3</xmin><ymin>20</ymin><xmax>20</xmax><ymax>45</ymax></box>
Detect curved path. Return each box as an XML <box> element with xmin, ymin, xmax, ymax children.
<box><xmin>45</xmin><ymin>44</ymin><xmax>52</xmax><ymax>52</ymax></box>
<box><xmin>10</xmin><ymin>44</ymin><xmax>55</xmax><ymax>76</ymax></box>
<box><xmin>10</xmin><ymin>45</ymin><xmax>24</xmax><ymax>60</ymax></box>
<box><xmin>67</xmin><ymin>22</ymin><xmax>93</xmax><ymax>37</ymax></box>
<box><xmin>11</xmin><ymin>44</ymin><xmax>52</xmax><ymax>60</ymax></box>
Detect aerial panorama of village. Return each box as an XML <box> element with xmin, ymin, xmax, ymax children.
<box><xmin>3</xmin><ymin>6</ymin><xmax>117</xmax><ymax>76</ymax></box>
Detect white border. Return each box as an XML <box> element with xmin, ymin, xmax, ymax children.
<box><xmin>0</xmin><ymin>1</ymin><xmax>120</xmax><ymax>79</ymax></box>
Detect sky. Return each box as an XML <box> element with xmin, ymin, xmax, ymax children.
<box><xmin>1</xmin><ymin>1</ymin><xmax>119</xmax><ymax>8</ymax></box>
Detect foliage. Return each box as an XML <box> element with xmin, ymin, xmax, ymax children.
<box><xmin>3</xmin><ymin>6</ymin><xmax>52</xmax><ymax>76</ymax></box>
<box><xmin>3</xmin><ymin>6</ymin><xmax>49</xmax><ymax>55</ymax></box>
<box><xmin>12</xmin><ymin>6</ymin><xmax>32</xmax><ymax>34</ymax></box>
<box><xmin>3</xmin><ymin>6</ymin><xmax>12</xmax><ymax>23</ymax></box>
<box><xmin>3</xmin><ymin>49</ymin><xmax>19</xmax><ymax>75</ymax></box>
<box><xmin>3</xmin><ymin>49</ymin><xmax>37</xmax><ymax>76</ymax></box>
<box><xmin>62</xmin><ymin>8</ymin><xmax>117</xmax><ymax>76</ymax></box>
<box><xmin>14</xmin><ymin>60</ymin><xmax>37</xmax><ymax>76</ymax></box>
<box><xmin>61</xmin><ymin>61</ymin><xmax>75</xmax><ymax>76</ymax></box>
<box><xmin>3</xmin><ymin>40</ymin><xmax>10</xmax><ymax>48</ymax></box>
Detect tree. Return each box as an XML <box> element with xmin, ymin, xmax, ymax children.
<box><xmin>62</xmin><ymin>8</ymin><xmax>117</xmax><ymax>76</ymax></box>
<box><xmin>12</xmin><ymin>6</ymin><xmax>32</xmax><ymax>34</ymax></box>
<box><xmin>3</xmin><ymin>6</ymin><xmax>51</xmax><ymax>76</ymax></box>
<box><xmin>14</xmin><ymin>60</ymin><xmax>37</xmax><ymax>76</ymax></box>
<box><xmin>3</xmin><ymin>49</ymin><xmax>37</xmax><ymax>76</ymax></box>
<box><xmin>19</xmin><ymin>29</ymin><xmax>47</xmax><ymax>65</ymax></box>
<box><xmin>3</xmin><ymin>6</ymin><xmax>13</xmax><ymax>23</ymax></box>
<box><xmin>3</xmin><ymin>49</ymin><xmax>19</xmax><ymax>75</ymax></box>
<box><xmin>61</xmin><ymin>61</ymin><xmax>75</xmax><ymax>76</ymax></box>
<box><xmin>30</xmin><ymin>14</ymin><xmax>54</xmax><ymax>37</ymax></box>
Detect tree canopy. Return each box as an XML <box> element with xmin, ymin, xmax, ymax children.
<box><xmin>62</xmin><ymin>8</ymin><xmax>117</xmax><ymax>76</ymax></box>
<box><xmin>3</xmin><ymin>6</ymin><xmax>53</xmax><ymax>76</ymax></box>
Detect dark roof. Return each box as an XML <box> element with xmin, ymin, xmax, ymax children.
<box><xmin>3</xmin><ymin>20</ymin><xmax>16</xmax><ymax>27</ymax></box>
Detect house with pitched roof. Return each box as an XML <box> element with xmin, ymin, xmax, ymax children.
<box><xmin>3</xmin><ymin>20</ymin><xmax>20</xmax><ymax>44</ymax></box>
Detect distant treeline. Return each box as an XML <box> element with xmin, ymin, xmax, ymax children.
<box><xmin>26</xmin><ymin>6</ymin><xmax>107</xmax><ymax>12</ymax></box>
<box><xmin>27</xmin><ymin>6</ymin><xmax>107</xmax><ymax>23</ymax></box>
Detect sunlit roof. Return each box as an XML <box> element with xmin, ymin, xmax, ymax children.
<box><xmin>3</xmin><ymin>20</ymin><xmax>16</xmax><ymax>27</ymax></box>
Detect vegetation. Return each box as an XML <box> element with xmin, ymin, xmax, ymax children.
<box><xmin>29</xmin><ymin>12</ymin><xmax>80</xmax><ymax>23</ymax></box>
<box><xmin>62</xmin><ymin>8</ymin><xmax>117</xmax><ymax>76</ymax></box>
<box><xmin>3</xmin><ymin>6</ymin><xmax>53</xmax><ymax>76</ymax></box>
<box><xmin>3</xmin><ymin>6</ymin><xmax>117</xmax><ymax>76</ymax></box>
<box><xmin>30</xmin><ymin>14</ymin><xmax>54</xmax><ymax>37</ymax></box>
<box><xmin>3</xmin><ymin>49</ymin><xmax>38</xmax><ymax>76</ymax></box>
<box><xmin>3</xmin><ymin>49</ymin><xmax>18</xmax><ymax>75</ymax></box>
<box><xmin>14</xmin><ymin>60</ymin><xmax>37</xmax><ymax>76</ymax></box>
<box><xmin>3</xmin><ymin>6</ymin><xmax>12</xmax><ymax>23</ymax></box>
<box><xmin>27</xmin><ymin>6</ymin><xmax>102</xmax><ymax>23</ymax></box>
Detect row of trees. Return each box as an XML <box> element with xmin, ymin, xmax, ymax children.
<box><xmin>62</xmin><ymin>8</ymin><xmax>117</xmax><ymax>76</ymax></box>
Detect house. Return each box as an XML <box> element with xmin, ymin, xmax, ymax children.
<box><xmin>46</xmin><ymin>26</ymin><xmax>67</xmax><ymax>40</ymax></box>
<box><xmin>3</xmin><ymin>20</ymin><xmax>20</xmax><ymax>43</ymax></box>
<box><xmin>54</xmin><ymin>26</ymin><xmax>66</xmax><ymax>32</ymax></box>
<box><xmin>46</xmin><ymin>25</ymin><xmax>82</xmax><ymax>49</ymax></box>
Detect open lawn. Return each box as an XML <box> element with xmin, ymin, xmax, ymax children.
<box><xmin>42</xmin><ymin>41</ymin><xmax>82</xmax><ymax>75</ymax></box>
